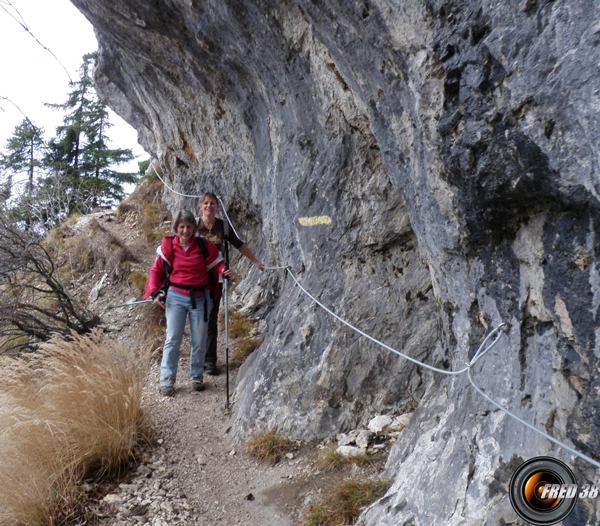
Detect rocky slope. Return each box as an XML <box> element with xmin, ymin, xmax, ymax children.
<box><xmin>71</xmin><ymin>0</ymin><xmax>600</xmax><ymax>524</ymax></box>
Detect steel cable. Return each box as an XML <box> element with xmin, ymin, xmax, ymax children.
<box><xmin>150</xmin><ymin>159</ymin><xmax>600</xmax><ymax>470</ymax></box>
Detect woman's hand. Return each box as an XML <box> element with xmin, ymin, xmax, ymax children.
<box><xmin>153</xmin><ymin>291</ymin><xmax>166</xmax><ymax>310</ymax></box>
<box><xmin>223</xmin><ymin>268</ymin><xmax>233</xmax><ymax>279</ymax></box>
<box><xmin>238</xmin><ymin>244</ymin><xmax>264</xmax><ymax>272</ymax></box>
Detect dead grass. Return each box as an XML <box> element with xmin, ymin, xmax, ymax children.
<box><xmin>224</xmin><ymin>312</ymin><xmax>262</xmax><ymax>367</ymax></box>
<box><xmin>318</xmin><ymin>446</ymin><xmax>374</xmax><ymax>472</ymax></box>
<box><xmin>0</xmin><ymin>330</ymin><xmax>151</xmax><ymax>526</ymax></box>
<box><xmin>117</xmin><ymin>178</ymin><xmax>170</xmax><ymax>244</ymax></box>
<box><xmin>228</xmin><ymin>313</ymin><xmax>253</xmax><ymax>339</ymax></box>
<box><xmin>119</xmin><ymin>175</ymin><xmax>163</xmax><ymax>210</ymax></box>
<box><xmin>243</xmin><ymin>428</ymin><xmax>291</xmax><ymax>465</ymax></box>
<box><xmin>230</xmin><ymin>336</ymin><xmax>261</xmax><ymax>367</ymax></box>
<box><xmin>303</xmin><ymin>477</ymin><xmax>392</xmax><ymax>526</ymax></box>
<box><xmin>141</xmin><ymin>204</ymin><xmax>169</xmax><ymax>244</ymax></box>
<box><xmin>46</xmin><ymin>216</ymin><xmax>137</xmax><ymax>281</ymax></box>
<box><xmin>139</xmin><ymin>304</ymin><xmax>167</xmax><ymax>363</ymax></box>
<box><xmin>128</xmin><ymin>270</ymin><xmax>149</xmax><ymax>294</ymax></box>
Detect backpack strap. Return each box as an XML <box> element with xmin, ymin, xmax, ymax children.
<box><xmin>222</xmin><ymin>219</ymin><xmax>229</xmax><ymax>244</ymax></box>
<box><xmin>157</xmin><ymin>246</ymin><xmax>173</xmax><ymax>278</ymax></box>
<box><xmin>196</xmin><ymin>235</ymin><xmax>209</xmax><ymax>259</ymax></box>
<box><xmin>221</xmin><ymin>219</ymin><xmax>231</xmax><ymax>276</ymax></box>
<box><xmin>195</xmin><ymin>236</ymin><xmax>217</xmax><ymax>304</ymax></box>
<box><xmin>150</xmin><ymin>237</ymin><xmax>174</xmax><ymax>300</ymax></box>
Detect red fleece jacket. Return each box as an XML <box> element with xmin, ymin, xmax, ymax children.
<box><xmin>144</xmin><ymin>235</ymin><xmax>224</xmax><ymax>299</ymax></box>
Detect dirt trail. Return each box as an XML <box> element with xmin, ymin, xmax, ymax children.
<box><xmin>86</xmin><ymin>210</ymin><xmax>310</xmax><ymax>525</ymax></box>
<box><xmin>80</xmin><ymin>209</ymin><xmax>392</xmax><ymax>526</ymax></box>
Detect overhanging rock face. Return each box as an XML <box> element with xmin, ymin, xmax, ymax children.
<box><xmin>72</xmin><ymin>0</ymin><xmax>600</xmax><ymax>523</ymax></box>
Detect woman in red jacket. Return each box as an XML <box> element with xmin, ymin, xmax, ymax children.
<box><xmin>144</xmin><ymin>210</ymin><xmax>231</xmax><ymax>396</ymax></box>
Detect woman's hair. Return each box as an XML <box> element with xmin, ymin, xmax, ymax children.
<box><xmin>200</xmin><ymin>192</ymin><xmax>219</xmax><ymax>209</ymax></box>
<box><xmin>172</xmin><ymin>210</ymin><xmax>197</xmax><ymax>233</ymax></box>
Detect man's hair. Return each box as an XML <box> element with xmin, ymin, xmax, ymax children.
<box><xmin>172</xmin><ymin>210</ymin><xmax>197</xmax><ymax>233</ymax></box>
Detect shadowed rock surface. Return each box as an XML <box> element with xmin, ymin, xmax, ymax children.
<box><xmin>71</xmin><ymin>0</ymin><xmax>600</xmax><ymax>523</ymax></box>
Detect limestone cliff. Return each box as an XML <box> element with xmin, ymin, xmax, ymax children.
<box><xmin>71</xmin><ymin>0</ymin><xmax>600</xmax><ymax>523</ymax></box>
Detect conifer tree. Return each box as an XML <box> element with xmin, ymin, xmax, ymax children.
<box><xmin>45</xmin><ymin>52</ymin><xmax>137</xmax><ymax>212</ymax></box>
<box><xmin>0</xmin><ymin>119</ymin><xmax>45</xmax><ymax>197</ymax></box>
<box><xmin>0</xmin><ymin>53</ymin><xmax>137</xmax><ymax>230</ymax></box>
<box><xmin>0</xmin><ymin>169</ymin><xmax>11</xmax><ymax>205</ymax></box>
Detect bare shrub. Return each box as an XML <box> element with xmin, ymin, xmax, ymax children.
<box><xmin>16</xmin><ymin>170</ymin><xmax>99</xmax><ymax>233</ymax></box>
<box><xmin>0</xmin><ymin>215</ymin><xmax>98</xmax><ymax>353</ymax></box>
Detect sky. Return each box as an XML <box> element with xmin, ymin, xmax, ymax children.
<box><xmin>0</xmin><ymin>0</ymin><xmax>146</xmax><ymax>176</ymax></box>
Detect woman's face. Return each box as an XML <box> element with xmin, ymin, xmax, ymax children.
<box><xmin>176</xmin><ymin>221</ymin><xmax>195</xmax><ymax>245</ymax></box>
<box><xmin>201</xmin><ymin>197</ymin><xmax>218</xmax><ymax>218</ymax></box>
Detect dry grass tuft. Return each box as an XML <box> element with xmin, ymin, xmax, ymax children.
<box><xmin>303</xmin><ymin>477</ymin><xmax>392</xmax><ymax>526</ymax></box>
<box><xmin>0</xmin><ymin>330</ymin><xmax>151</xmax><ymax>526</ymax></box>
<box><xmin>230</xmin><ymin>336</ymin><xmax>261</xmax><ymax>367</ymax></box>
<box><xmin>117</xmin><ymin>178</ymin><xmax>170</xmax><ymax>244</ymax></box>
<box><xmin>227</xmin><ymin>313</ymin><xmax>253</xmax><ymax>339</ymax></box>
<box><xmin>141</xmin><ymin>204</ymin><xmax>169</xmax><ymax>244</ymax></box>
<box><xmin>224</xmin><ymin>312</ymin><xmax>262</xmax><ymax>367</ymax></box>
<box><xmin>46</xmin><ymin>216</ymin><xmax>137</xmax><ymax>281</ymax></box>
<box><xmin>133</xmin><ymin>302</ymin><xmax>167</xmax><ymax>365</ymax></box>
<box><xmin>117</xmin><ymin>175</ymin><xmax>163</xmax><ymax>213</ymax></box>
<box><xmin>318</xmin><ymin>446</ymin><xmax>373</xmax><ymax>472</ymax></box>
<box><xmin>128</xmin><ymin>270</ymin><xmax>149</xmax><ymax>294</ymax></box>
<box><xmin>243</xmin><ymin>428</ymin><xmax>290</xmax><ymax>465</ymax></box>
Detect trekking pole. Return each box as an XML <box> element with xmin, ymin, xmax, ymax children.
<box><xmin>108</xmin><ymin>299</ymin><xmax>153</xmax><ymax>309</ymax></box>
<box><xmin>224</xmin><ymin>235</ymin><xmax>231</xmax><ymax>410</ymax></box>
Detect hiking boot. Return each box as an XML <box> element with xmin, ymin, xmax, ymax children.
<box><xmin>161</xmin><ymin>385</ymin><xmax>175</xmax><ymax>397</ymax></box>
<box><xmin>192</xmin><ymin>381</ymin><xmax>205</xmax><ymax>392</ymax></box>
<box><xmin>205</xmin><ymin>362</ymin><xmax>219</xmax><ymax>376</ymax></box>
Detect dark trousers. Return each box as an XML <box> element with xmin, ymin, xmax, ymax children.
<box><xmin>204</xmin><ymin>282</ymin><xmax>223</xmax><ymax>364</ymax></box>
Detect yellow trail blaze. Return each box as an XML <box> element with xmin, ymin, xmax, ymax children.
<box><xmin>298</xmin><ymin>216</ymin><xmax>332</xmax><ymax>226</ymax></box>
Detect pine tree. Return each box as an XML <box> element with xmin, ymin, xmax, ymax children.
<box><xmin>0</xmin><ymin>54</ymin><xmax>138</xmax><ymax>230</ymax></box>
<box><xmin>0</xmin><ymin>119</ymin><xmax>45</xmax><ymax>197</ymax></box>
<box><xmin>45</xmin><ymin>52</ymin><xmax>137</xmax><ymax>212</ymax></box>
<box><xmin>79</xmin><ymin>87</ymin><xmax>137</xmax><ymax>207</ymax></box>
<box><xmin>0</xmin><ymin>169</ymin><xmax>11</xmax><ymax>205</ymax></box>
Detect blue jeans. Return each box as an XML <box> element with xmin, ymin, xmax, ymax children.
<box><xmin>160</xmin><ymin>288</ymin><xmax>212</xmax><ymax>387</ymax></box>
